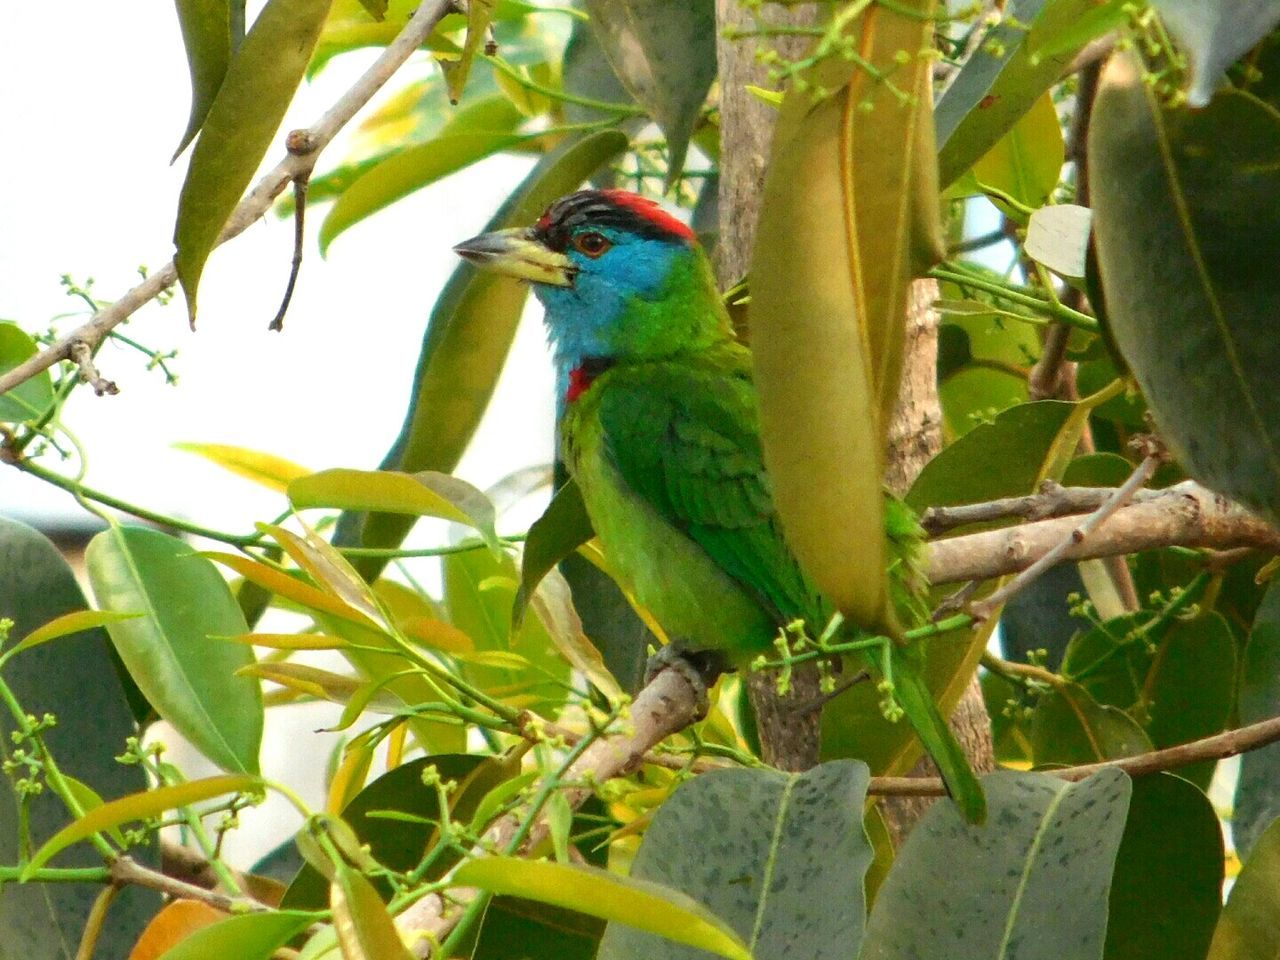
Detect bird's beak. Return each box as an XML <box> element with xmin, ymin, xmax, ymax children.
<box><xmin>453</xmin><ymin>227</ymin><xmax>576</xmax><ymax>287</ymax></box>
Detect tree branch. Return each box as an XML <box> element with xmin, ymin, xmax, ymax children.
<box><xmin>0</xmin><ymin>0</ymin><xmax>454</xmax><ymax>397</ymax></box>
<box><xmin>926</xmin><ymin>481</ymin><xmax>1280</xmax><ymax>585</ymax></box>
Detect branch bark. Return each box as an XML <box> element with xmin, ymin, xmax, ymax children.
<box><xmin>0</xmin><ymin>0</ymin><xmax>454</xmax><ymax>397</ymax></box>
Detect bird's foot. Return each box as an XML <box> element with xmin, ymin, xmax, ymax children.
<box><xmin>643</xmin><ymin>643</ymin><xmax>728</xmax><ymax>720</ymax></box>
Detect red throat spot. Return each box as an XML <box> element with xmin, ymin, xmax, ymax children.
<box><xmin>566</xmin><ymin>366</ymin><xmax>597</xmax><ymax>404</ymax></box>
<box><xmin>601</xmin><ymin>190</ymin><xmax>695</xmax><ymax>242</ymax></box>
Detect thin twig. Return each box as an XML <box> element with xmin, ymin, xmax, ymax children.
<box><xmin>969</xmin><ymin>454</ymin><xmax>1163</xmax><ymax>618</ymax></box>
<box><xmin>269</xmin><ymin>168</ymin><xmax>309</xmax><ymax>332</ymax></box>
<box><xmin>0</xmin><ymin>0</ymin><xmax>454</xmax><ymax>397</ymax></box>
<box><xmin>109</xmin><ymin>855</ymin><xmax>270</xmax><ymax>914</ymax></box>
<box><xmin>921</xmin><ymin>481</ymin><xmax>1166</xmax><ymax>535</ymax></box>
<box><xmin>68</xmin><ymin>341</ymin><xmax>118</xmax><ymax>396</ymax></box>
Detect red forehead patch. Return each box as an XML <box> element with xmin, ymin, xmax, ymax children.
<box><xmin>601</xmin><ymin>190</ymin><xmax>695</xmax><ymax>241</ymax></box>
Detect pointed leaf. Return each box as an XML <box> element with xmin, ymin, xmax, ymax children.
<box><xmin>936</xmin><ymin>0</ymin><xmax>1099</xmax><ymax>189</ymax></box>
<box><xmin>454</xmin><ymin>857</ymin><xmax>751</xmax><ymax>960</ymax></box>
<box><xmin>527</xmin><ymin>569</ymin><xmax>622</xmax><ymax>701</ymax></box>
<box><xmin>334</xmin><ymin>130</ymin><xmax>628</xmax><ymax>580</ymax></box>
<box><xmin>1091</xmin><ymin>51</ymin><xmax>1280</xmax><ymax>522</ymax></box>
<box><xmin>26</xmin><ymin>776</ymin><xmax>258</xmax><ymax>875</ymax></box>
<box><xmin>440</xmin><ymin>0</ymin><xmax>496</xmax><ymax>104</ymax></box>
<box><xmin>173</xmin><ymin>0</ymin><xmax>233</xmax><ymax>159</ymax></box>
<box><xmin>261</xmin><ymin>522</ymin><xmax>385</xmax><ymax>628</ymax></box>
<box><xmin>5</xmin><ymin>609</ymin><xmax>143</xmax><ymax>661</ymax></box>
<box><xmin>205</xmin><ymin>551</ymin><xmax>376</xmax><ymax>626</ymax></box>
<box><xmin>239</xmin><ymin>662</ymin><xmax>400</xmax><ymax>711</ymax></box>
<box><xmin>289</xmin><ymin>468</ymin><xmax>499</xmax><ymax>551</ymax></box>
<box><xmin>331</xmin><ymin>863</ymin><xmax>416</xmax><ymax>960</ymax></box>
<box><xmin>861</xmin><ymin>769</ymin><xmax>1132</xmax><ymax>960</ymax></box>
<box><xmin>513</xmin><ymin>478</ymin><xmax>593</xmax><ymax>627</ymax></box>
<box><xmin>0</xmin><ymin>322</ymin><xmax>54</xmax><ymax>422</ymax></box>
<box><xmin>86</xmin><ymin>526</ymin><xmax>263</xmax><ymax>774</ymax></box>
<box><xmin>151</xmin><ymin>908</ymin><xmax>312</xmax><ymax>960</ymax></box>
<box><xmin>174</xmin><ymin>0</ymin><xmax>332</xmax><ymax>321</ymax></box>
<box><xmin>175</xmin><ymin>442</ymin><xmax>311</xmax><ymax>492</ymax></box>
<box><xmin>597</xmin><ymin>761</ymin><xmax>872</xmax><ymax>960</ymax></box>
<box><xmin>581</xmin><ymin>0</ymin><xmax>714</xmax><ymax>178</ymax></box>
<box><xmin>968</xmin><ymin>90</ymin><xmax>1065</xmax><ymax>211</ymax></box>
<box><xmin>1208</xmin><ymin>816</ymin><xmax>1280</xmax><ymax>960</ymax></box>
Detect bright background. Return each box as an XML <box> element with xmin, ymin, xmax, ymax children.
<box><xmin>0</xmin><ymin>4</ymin><xmax>558</xmax><ymax>864</ymax></box>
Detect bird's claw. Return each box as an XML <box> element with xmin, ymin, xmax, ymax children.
<box><xmin>643</xmin><ymin>643</ymin><xmax>727</xmax><ymax>720</ymax></box>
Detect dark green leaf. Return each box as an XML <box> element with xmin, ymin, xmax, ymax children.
<box><xmin>1235</xmin><ymin>579</ymin><xmax>1280</xmax><ymax>857</ymax></box>
<box><xmin>1207</xmin><ymin>816</ymin><xmax>1280</xmax><ymax>960</ymax></box>
<box><xmin>582</xmin><ymin>0</ymin><xmax>714</xmax><ymax>178</ymax></box>
<box><xmin>1029</xmin><ymin>681</ymin><xmax>1151</xmax><ymax>766</ymax></box>
<box><xmin>1091</xmin><ymin>53</ymin><xmax>1280</xmax><ymax>522</ymax></box>
<box><xmin>1001</xmin><ymin>563</ymin><xmax>1086</xmax><ymax>672</ymax></box>
<box><xmin>0</xmin><ymin>518</ymin><xmax>157</xmax><ymax>957</ymax></box>
<box><xmin>1105</xmin><ymin>774</ymin><xmax>1222</xmax><ymax>960</ymax></box>
<box><xmin>861</xmin><ymin>769</ymin><xmax>1132</xmax><ymax>960</ymax></box>
<box><xmin>1152</xmin><ymin>0</ymin><xmax>1280</xmax><ymax>106</ymax></box>
<box><xmin>0</xmin><ymin>322</ymin><xmax>54</xmax><ymax>422</ymax></box>
<box><xmin>473</xmin><ymin>896</ymin><xmax>605</xmax><ymax>960</ymax></box>
<box><xmin>173</xmin><ymin>0</ymin><xmax>233</xmax><ymax>159</ymax></box>
<box><xmin>334</xmin><ymin>130</ymin><xmax>628</xmax><ymax>578</ymax></box>
<box><xmin>936</xmin><ymin>0</ymin><xmax>1098</xmax><ymax>188</ymax></box>
<box><xmin>85</xmin><ymin>526</ymin><xmax>263</xmax><ymax>774</ymax></box>
<box><xmin>174</xmin><ymin>0</ymin><xmax>332</xmax><ymax>322</ymax></box>
<box><xmin>559</xmin><ymin>550</ymin><xmax>649</xmax><ymax>694</ymax></box>
<box><xmin>513</xmin><ymin>478</ymin><xmax>593</xmax><ymax>627</ymax></box>
<box><xmin>598</xmin><ymin>761</ymin><xmax>874</xmax><ymax>960</ymax></box>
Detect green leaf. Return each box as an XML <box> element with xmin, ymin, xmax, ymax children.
<box><xmin>968</xmin><ymin>91</ymin><xmax>1065</xmax><ymax>212</ymax></box>
<box><xmin>1091</xmin><ymin>54</ymin><xmax>1280</xmax><ymax>522</ymax></box>
<box><xmin>1234</xmin><ymin>579</ymin><xmax>1280</xmax><ymax>857</ymax></box>
<box><xmin>472</xmin><ymin>896</ymin><xmax>605</xmax><ymax>960</ymax></box>
<box><xmin>85</xmin><ymin>526</ymin><xmax>263</xmax><ymax>774</ymax></box>
<box><xmin>25</xmin><ymin>775</ymin><xmax>258</xmax><ymax>876</ymax></box>
<box><xmin>441</xmin><ymin>0</ymin><xmax>496</xmax><ymax>104</ymax></box>
<box><xmin>331</xmin><ymin>862</ymin><xmax>416</xmax><ymax>960</ymax></box>
<box><xmin>513</xmin><ymin>478</ymin><xmax>593</xmax><ymax>627</ymax></box>
<box><xmin>455</xmin><ymin>857</ymin><xmax>751</xmax><ymax>960</ymax></box>
<box><xmin>319</xmin><ymin>130</ymin><xmax>531</xmax><ymax>252</ymax></box>
<box><xmin>861</xmin><ymin>769</ymin><xmax>1132</xmax><ymax>960</ymax></box>
<box><xmin>1207</xmin><ymin>816</ymin><xmax>1280</xmax><ymax>959</ymax></box>
<box><xmin>1030</xmin><ymin>681</ymin><xmax>1152</xmax><ymax>766</ymax></box>
<box><xmin>936</xmin><ymin>0</ymin><xmax>1098</xmax><ymax>189</ymax></box>
<box><xmin>561</xmin><ymin>15</ymin><xmax>636</xmax><ymax>126</ymax></box>
<box><xmin>0</xmin><ymin>322</ymin><xmax>54</xmax><ymax>422</ymax></box>
<box><xmin>173</xmin><ymin>0</ymin><xmax>233</xmax><ymax>159</ymax></box>
<box><xmin>175</xmin><ymin>441</ymin><xmax>311</xmax><ymax>491</ymax></box>
<box><xmin>5</xmin><ymin>609</ymin><xmax>143</xmax><ymax>662</ymax></box>
<box><xmin>581</xmin><ymin>0</ymin><xmax>714</xmax><ymax>179</ymax></box>
<box><xmin>283</xmin><ymin>755</ymin><xmax>511</xmax><ymax>908</ymax></box>
<box><xmin>334</xmin><ymin>130</ymin><xmax>628</xmax><ymax>579</ymax></box>
<box><xmin>174</xmin><ymin>0</ymin><xmax>333</xmax><ymax>322</ymax></box>
<box><xmin>597</xmin><ymin>761</ymin><xmax>873</xmax><ymax>960</ymax></box>
<box><xmin>1105</xmin><ymin>774</ymin><xmax>1222</xmax><ymax>960</ymax></box>
<box><xmin>0</xmin><ymin>518</ymin><xmax>157</xmax><ymax>954</ymax></box>
<box><xmin>1152</xmin><ymin>0</ymin><xmax>1280</xmax><ymax>106</ymax></box>
<box><xmin>290</xmin><ymin>468</ymin><xmax>499</xmax><ymax>552</ymax></box>
<box><xmin>154</xmin><ymin>910</ymin><xmax>315</xmax><ymax>960</ymax></box>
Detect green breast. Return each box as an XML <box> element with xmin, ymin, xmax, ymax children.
<box><xmin>563</xmin><ymin>383</ymin><xmax>778</xmax><ymax>660</ymax></box>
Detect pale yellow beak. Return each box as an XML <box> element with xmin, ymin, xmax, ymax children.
<box><xmin>453</xmin><ymin>227</ymin><xmax>576</xmax><ymax>287</ymax></box>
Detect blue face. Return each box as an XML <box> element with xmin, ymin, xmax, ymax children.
<box><xmin>534</xmin><ymin>225</ymin><xmax>685</xmax><ymax>368</ymax></box>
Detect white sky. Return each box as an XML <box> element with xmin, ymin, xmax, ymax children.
<box><xmin>0</xmin><ymin>3</ymin><xmax>558</xmax><ymax>535</ymax></box>
<box><xmin>0</xmin><ymin>4</ymin><xmax>560</xmax><ymax>864</ymax></box>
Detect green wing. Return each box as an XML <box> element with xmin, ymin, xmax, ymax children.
<box><xmin>595</xmin><ymin>354</ymin><xmax>826</xmax><ymax>628</ymax></box>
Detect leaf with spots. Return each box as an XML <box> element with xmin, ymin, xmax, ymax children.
<box><xmin>861</xmin><ymin>769</ymin><xmax>1132</xmax><ymax>960</ymax></box>
<box><xmin>597</xmin><ymin>761</ymin><xmax>873</xmax><ymax>960</ymax></box>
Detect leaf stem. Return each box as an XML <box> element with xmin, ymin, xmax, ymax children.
<box><xmin>929</xmin><ymin>265</ymin><xmax>1099</xmax><ymax>331</ymax></box>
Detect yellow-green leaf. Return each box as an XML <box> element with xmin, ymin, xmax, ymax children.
<box><xmin>441</xmin><ymin>0</ymin><xmax>496</xmax><ymax>104</ymax></box>
<box><xmin>221</xmin><ymin>632</ymin><xmax>350</xmax><ymax>650</ymax></box>
<box><xmin>454</xmin><ymin>857</ymin><xmax>751</xmax><ymax>960</ymax></box>
<box><xmin>330</xmin><ymin>863</ymin><xmax>416</xmax><ymax>960</ymax></box>
<box><xmin>204</xmin><ymin>551</ymin><xmax>376</xmax><ymax>627</ymax></box>
<box><xmin>26</xmin><ymin>776</ymin><xmax>258</xmax><ymax>876</ymax></box>
<box><xmin>260</xmin><ymin>522</ymin><xmax>386</xmax><ymax>628</ymax></box>
<box><xmin>175</xmin><ymin>442</ymin><xmax>311</xmax><ymax>492</ymax></box>
<box><xmin>174</xmin><ymin>0</ymin><xmax>333</xmax><ymax>323</ymax></box>
<box><xmin>173</xmin><ymin>0</ymin><xmax>234</xmax><ymax>159</ymax></box>
<box><xmin>5</xmin><ymin>609</ymin><xmax>143</xmax><ymax>662</ymax></box>
<box><xmin>969</xmin><ymin>90</ymin><xmax>1065</xmax><ymax>213</ymax></box>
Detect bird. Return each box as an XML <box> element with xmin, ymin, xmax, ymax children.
<box><xmin>454</xmin><ymin>188</ymin><xmax>983</xmax><ymax>820</ymax></box>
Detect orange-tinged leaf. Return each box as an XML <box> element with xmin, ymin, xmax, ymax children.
<box><xmin>142</xmin><ymin>908</ymin><xmax>313</xmax><ymax>960</ymax></box>
<box><xmin>259</xmin><ymin>522</ymin><xmax>386</xmax><ymax>627</ymax></box>
<box><xmin>453</xmin><ymin>857</ymin><xmax>751</xmax><ymax>960</ymax></box>
<box><xmin>127</xmin><ymin>899</ymin><xmax>226</xmax><ymax>960</ymax></box>
<box><xmin>238</xmin><ymin>662</ymin><xmax>402</xmax><ymax>712</ymax></box>
<box><xmin>26</xmin><ymin>775</ymin><xmax>259</xmax><ymax>876</ymax></box>
<box><xmin>204</xmin><ymin>551</ymin><xmax>374</xmax><ymax>626</ymax></box>
<box><xmin>528</xmin><ymin>569</ymin><xmax>623</xmax><ymax>702</ymax></box>
<box><xmin>175</xmin><ymin>442</ymin><xmax>311</xmax><ymax>492</ymax></box>
<box><xmin>328</xmin><ymin>741</ymin><xmax>375</xmax><ymax>813</ymax></box>
<box><xmin>401</xmin><ymin>616</ymin><xmax>474</xmax><ymax>654</ymax></box>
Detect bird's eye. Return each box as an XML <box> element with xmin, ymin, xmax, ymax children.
<box><xmin>572</xmin><ymin>231</ymin><xmax>612</xmax><ymax>258</ymax></box>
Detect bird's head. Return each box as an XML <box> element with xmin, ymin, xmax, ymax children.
<box><xmin>454</xmin><ymin>189</ymin><xmax>730</xmax><ymax>367</ymax></box>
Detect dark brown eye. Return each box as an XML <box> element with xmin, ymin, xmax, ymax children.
<box><xmin>572</xmin><ymin>231</ymin><xmax>612</xmax><ymax>257</ymax></box>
